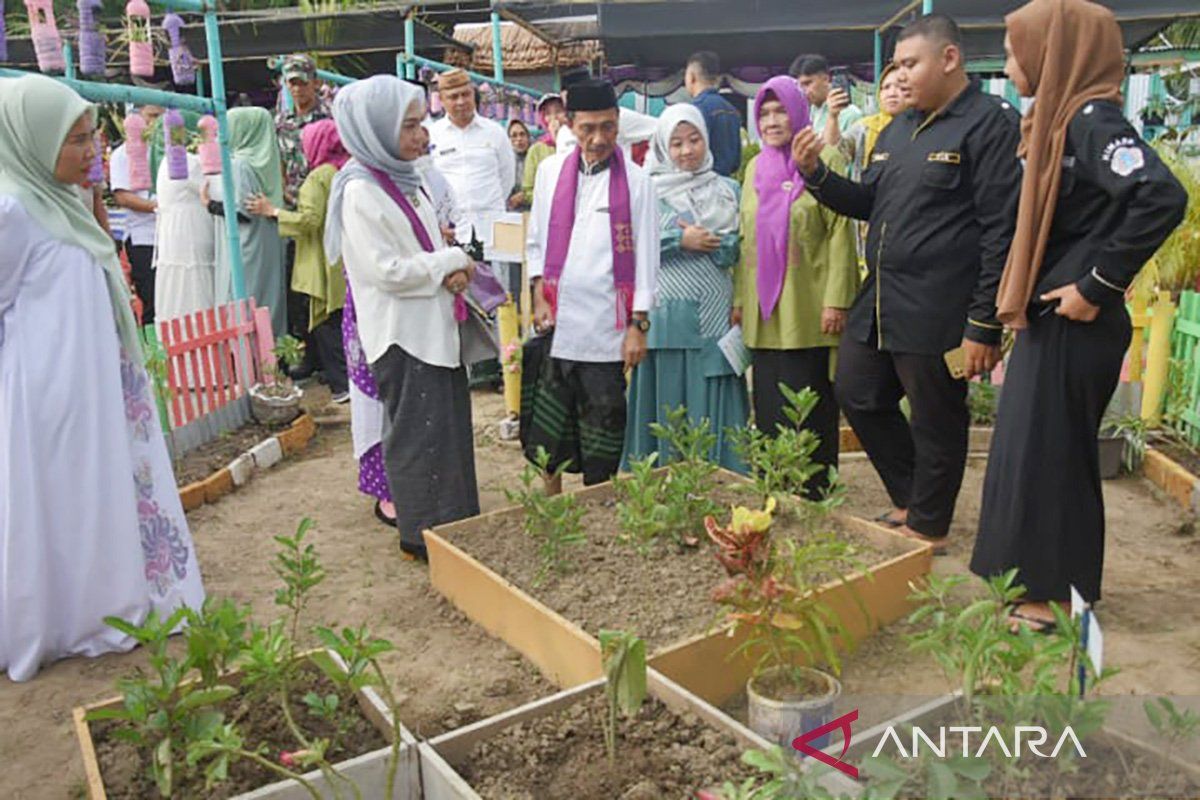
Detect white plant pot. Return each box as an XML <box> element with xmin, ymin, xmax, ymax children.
<box><xmin>250</xmin><ymin>382</ymin><xmax>303</xmax><ymax>426</ymax></box>
<box><xmin>746</xmin><ymin>666</ymin><xmax>842</xmax><ymax>752</ymax></box>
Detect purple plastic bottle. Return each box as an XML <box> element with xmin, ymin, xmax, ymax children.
<box><xmin>76</xmin><ymin>0</ymin><xmax>106</xmax><ymax>77</ymax></box>
<box><xmin>163</xmin><ymin>108</ymin><xmax>189</xmax><ymax>181</ymax></box>
<box><xmin>163</xmin><ymin>14</ymin><xmax>195</xmax><ymax>86</ymax></box>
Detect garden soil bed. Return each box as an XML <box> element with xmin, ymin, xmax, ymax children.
<box><xmin>441</xmin><ymin>473</ymin><xmax>912</xmax><ymax>653</ymax></box>
<box><xmin>455</xmin><ymin>692</ymin><xmax>757</xmax><ymax>799</ymax></box>
<box><xmin>90</xmin><ymin>662</ymin><xmax>389</xmax><ymax>799</ymax></box>
<box><xmin>174</xmin><ymin>421</ymin><xmax>284</xmax><ymax>486</ymax></box>
<box><xmin>1149</xmin><ymin>436</ymin><xmax>1200</xmax><ymax>478</ymax></box>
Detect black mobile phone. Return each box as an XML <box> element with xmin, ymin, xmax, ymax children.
<box><xmin>832</xmin><ymin>73</ymin><xmax>852</xmax><ymax>95</ymax></box>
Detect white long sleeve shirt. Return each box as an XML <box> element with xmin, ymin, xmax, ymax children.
<box><xmin>526</xmin><ymin>152</ymin><xmax>659</xmax><ymax>363</ymax></box>
<box><xmin>340</xmin><ymin>178</ymin><xmax>471</xmax><ymax>369</ymax></box>
<box><xmin>429</xmin><ymin>114</ymin><xmax>515</xmax><ymax>251</ymax></box>
<box><xmin>555</xmin><ymin>107</ymin><xmax>659</xmax><ymax>160</ymax></box>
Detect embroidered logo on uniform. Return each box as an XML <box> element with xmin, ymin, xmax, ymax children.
<box><xmin>1109</xmin><ymin>145</ymin><xmax>1145</xmax><ymax>177</ymax></box>
<box><xmin>781</xmin><ymin>180</ymin><xmax>794</xmax><ymax>191</ymax></box>
<box><xmin>871</xmin><ymin>152</ymin><xmax>889</xmax><ymax>163</ymax></box>
<box><xmin>614</xmin><ymin>223</ymin><xmax>634</xmax><ymax>254</ymax></box>
<box><xmin>927</xmin><ymin>151</ymin><xmax>961</xmax><ymax>164</ymax></box>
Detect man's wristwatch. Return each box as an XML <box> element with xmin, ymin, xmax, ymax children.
<box><xmin>629</xmin><ymin>318</ymin><xmax>651</xmax><ymax>334</ymax></box>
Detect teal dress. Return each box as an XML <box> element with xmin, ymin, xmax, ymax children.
<box><xmin>211</xmin><ymin>159</ymin><xmax>287</xmax><ymax>339</ymax></box>
<box><xmin>623</xmin><ymin>183</ymin><xmax>750</xmax><ymax>472</ymax></box>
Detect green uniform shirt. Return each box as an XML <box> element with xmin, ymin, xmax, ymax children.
<box><xmin>734</xmin><ymin>150</ymin><xmax>859</xmax><ymax>350</ymax></box>
<box><xmin>522</xmin><ymin>141</ymin><xmax>556</xmax><ymax>197</ymax></box>
<box><xmin>277</xmin><ymin>163</ymin><xmax>345</xmax><ymax>330</ymax></box>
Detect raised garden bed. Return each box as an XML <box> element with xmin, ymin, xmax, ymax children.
<box><xmin>75</xmin><ymin>650</ymin><xmax>420</xmax><ymax>800</ymax></box>
<box><xmin>1143</xmin><ymin>440</ymin><xmax>1200</xmax><ymax>514</ymax></box>
<box><xmin>418</xmin><ymin>670</ymin><xmax>836</xmax><ymax>799</ymax></box>
<box><xmin>841</xmin><ymin>425</ymin><xmax>993</xmax><ymax>455</ymax></box>
<box><xmin>424</xmin><ymin>471</ymin><xmax>931</xmax><ymax>707</ymax></box>
<box><xmin>178</xmin><ymin>413</ymin><xmax>317</xmax><ymax>511</ymax></box>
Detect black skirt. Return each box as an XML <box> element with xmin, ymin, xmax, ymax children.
<box><xmin>970</xmin><ymin>305</ymin><xmax>1131</xmax><ymax>603</ymax></box>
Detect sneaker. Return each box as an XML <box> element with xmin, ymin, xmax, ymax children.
<box><xmin>331</xmin><ymin>390</ymin><xmax>350</xmax><ymax>404</ymax></box>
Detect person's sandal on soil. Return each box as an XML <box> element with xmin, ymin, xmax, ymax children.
<box><xmin>1008</xmin><ymin>607</ymin><xmax>1058</xmax><ymax>635</ymax></box>
<box><xmin>895</xmin><ymin>525</ymin><xmax>948</xmax><ymax>555</ymax></box>
<box><xmin>873</xmin><ymin>509</ymin><xmax>907</xmax><ymax>528</ymax></box>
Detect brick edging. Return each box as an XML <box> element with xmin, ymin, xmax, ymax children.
<box><xmin>178</xmin><ymin>413</ymin><xmax>317</xmax><ymax>512</ymax></box>
<box><xmin>840</xmin><ymin>425</ymin><xmax>994</xmax><ymax>454</ymax></box>
<box><xmin>1142</xmin><ymin>447</ymin><xmax>1200</xmax><ymax>514</ymax></box>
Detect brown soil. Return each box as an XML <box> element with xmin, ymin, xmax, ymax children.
<box><xmin>459</xmin><ymin>692</ymin><xmax>757</xmax><ymax>799</ymax></box>
<box><xmin>92</xmin><ymin>663</ymin><xmax>388</xmax><ymax>799</ymax></box>
<box><xmin>443</xmin><ymin>476</ymin><xmax>909</xmax><ymax>652</ymax></box>
<box><xmin>750</xmin><ymin>667</ymin><xmax>831</xmax><ymax>703</ymax></box>
<box><xmin>1150</xmin><ymin>434</ymin><xmax>1200</xmax><ymax>478</ymax></box>
<box><xmin>172</xmin><ymin>421</ymin><xmax>282</xmax><ymax>486</ymax></box>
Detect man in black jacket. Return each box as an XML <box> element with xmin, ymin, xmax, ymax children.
<box><xmin>793</xmin><ymin>14</ymin><xmax>1021</xmax><ymax>551</ymax></box>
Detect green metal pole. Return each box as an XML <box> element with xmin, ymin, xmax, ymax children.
<box><xmin>874</xmin><ymin>30</ymin><xmax>882</xmax><ymax>89</ymax></box>
<box><xmin>404</xmin><ymin>13</ymin><xmax>416</xmax><ymax>79</ymax></box>
<box><xmin>203</xmin><ymin>1</ymin><xmax>247</xmax><ymax>302</ymax></box>
<box><xmin>63</xmin><ymin>41</ymin><xmax>76</xmax><ymax>80</ymax></box>
<box><xmin>922</xmin><ymin>0</ymin><xmax>932</xmax><ymax>12</ymax></box>
<box><xmin>0</xmin><ymin>69</ymin><xmax>218</xmax><ymax>113</ymax></box>
<box><xmin>490</xmin><ymin>10</ymin><xmax>504</xmax><ymax>83</ymax></box>
<box><xmin>196</xmin><ymin>67</ymin><xmax>205</xmax><ymax>97</ymax></box>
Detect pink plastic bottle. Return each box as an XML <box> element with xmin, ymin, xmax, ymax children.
<box><xmin>429</xmin><ymin>89</ymin><xmax>443</xmax><ymax>116</ymax></box>
<box><xmin>76</xmin><ymin>0</ymin><xmax>106</xmax><ymax>76</ymax></box>
<box><xmin>24</xmin><ymin>0</ymin><xmax>65</xmax><ymax>73</ymax></box>
<box><xmin>123</xmin><ymin>113</ymin><xmax>152</xmax><ymax>191</ymax></box>
<box><xmin>163</xmin><ymin>109</ymin><xmax>189</xmax><ymax>180</ymax></box>
<box><xmin>126</xmin><ymin>0</ymin><xmax>153</xmax><ymax>78</ymax></box>
<box><xmin>198</xmin><ymin>115</ymin><xmax>222</xmax><ymax>175</ymax></box>
<box><xmin>163</xmin><ymin>14</ymin><xmax>195</xmax><ymax>86</ymax></box>
<box><xmin>478</xmin><ymin>83</ymin><xmax>494</xmax><ymax>119</ymax></box>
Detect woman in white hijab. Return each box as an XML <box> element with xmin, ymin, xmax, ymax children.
<box><xmin>0</xmin><ymin>75</ymin><xmax>205</xmax><ymax>681</ymax></box>
<box><xmin>623</xmin><ymin>103</ymin><xmax>748</xmax><ymax>472</ymax></box>
<box><xmin>326</xmin><ymin>76</ymin><xmax>479</xmax><ymax>561</ymax></box>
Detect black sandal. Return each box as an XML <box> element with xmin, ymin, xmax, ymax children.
<box><xmin>374</xmin><ymin>500</ymin><xmax>397</xmax><ymax>528</ymax></box>
<box><xmin>1008</xmin><ymin>609</ymin><xmax>1058</xmax><ymax>635</ymax></box>
<box><xmin>873</xmin><ymin>511</ymin><xmax>905</xmax><ymax>529</ymax></box>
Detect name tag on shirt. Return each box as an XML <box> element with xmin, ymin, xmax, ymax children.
<box><xmin>927</xmin><ymin>151</ymin><xmax>961</xmax><ymax>164</ymax></box>
<box><xmin>438</xmin><ymin>147</ymin><xmax>457</xmax><ymax>156</ymax></box>
<box><xmin>871</xmin><ymin>152</ymin><xmax>890</xmax><ymax>163</ymax></box>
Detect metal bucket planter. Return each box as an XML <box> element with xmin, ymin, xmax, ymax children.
<box><xmin>746</xmin><ymin>666</ymin><xmax>841</xmax><ymax>752</ymax></box>
<box><xmin>249</xmin><ymin>382</ymin><xmax>303</xmax><ymax>426</ymax></box>
<box><xmin>1098</xmin><ymin>432</ymin><xmax>1124</xmax><ymax>479</ymax></box>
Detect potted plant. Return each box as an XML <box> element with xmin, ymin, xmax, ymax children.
<box><xmin>705</xmin><ymin>498</ymin><xmax>856</xmax><ymax>750</ymax></box>
<box><xmin>122</xmin><ymin>111</ymin><xmax>152</xmax><ymax>191</ymax></box>
<box><xmin>163</xmin><ymin>108</ymin><xmax>190</xmax><ymax>181</ymax></box>
<box><xmin>198</xmin><ymin>115</ymin><xmax>223</xmax><ymax>175</ymax></box>
<box><xmin>24</xmin><ymin>0</ymin><xmax>66</xmax><ymax>73</ymax></box>
<box><xmin>125</xmin><ymin>0</ymin><xmax>154</xmax><ymax>78</ymax></box>
<box><xmin>1099</xmin><ymin>413</ymin><xmax>1147</xmax><ymax>478</ymax></box>
<box><xmin>250</xmin><ymin>335</ymin><xmax>306</xmax><ymax>426</ymax></box>
<box><xmin>163</xmin><ymin>13</ymin><xmax>196</xmax><ymax>86</ymax></box>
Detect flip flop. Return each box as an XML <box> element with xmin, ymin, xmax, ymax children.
<box><xmin>1008</xmin><ymin>609</ymin><xmax>1057</xmax><ymax>635</ymax></box>
<box><xmin>873</xmin><ymin>511</ymin><xmax>905</xmax><ymax>529</ymax></box>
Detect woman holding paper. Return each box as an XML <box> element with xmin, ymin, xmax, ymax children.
<box><xmin>733</xmin><ymin>76</ymin><xmax>858</xmax><ymax>499</ymax></box>
<box><xmin>623</xmin><ymin>104</ymin><xmax>748</xmax><ymax>472</ymax></box>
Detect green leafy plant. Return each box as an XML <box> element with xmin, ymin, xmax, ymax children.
<box><xmin>504</xmin><ymin>446</ymin><xmax>586</xmax><ymax>584</ymax></box>
<box><xmin>967</xmin><ymin>379</ymin><xmax>998</xmax><ymax>426</ymax></box>
<box><xmin>613</xmin><ymin>452</ymin><xmax>671</xmax><ymax>555</ymax></box>
<box><xmin>1148</xmin><ymin>143</ymin><xmax>1200</xmax><ymax>294</ymax></box>
<box><xmin>700</xmin><ymin>746</ymin><xmax>844</xmax><ymax>799</ymax></box>
<box><xmin>1102</xmin><ymin>413</ymin><xmax>1148</xmax><ymax>474</ymax></box>
<box><xmin>706</xmin><ymin>498</ymin><xmax>859</xmax><ymax>693</ymax></box>
<box><xmin>259</xmin><ymin>334</ymin><xmax>307</xmax><ymax>399</ymax></box>
<box><xmin>731</xmin><ymin>384</ymin><xmax>843</xmax><ymax>507</ymax></box>
<box><xmin>598</xmin><ymin>630</ymin><xmax>647</xmax><ymax>765</ymax></box>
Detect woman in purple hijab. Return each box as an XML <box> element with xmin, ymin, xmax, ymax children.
<box><xmin>732</xmin><ymin>75</ymin><xmax>860</xmax><ymax>499</ymax></box>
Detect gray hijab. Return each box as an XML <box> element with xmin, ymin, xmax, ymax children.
<box><xmin>325</xmin><ymin>75</ymin><xmax>427</xmax><ymax>264</ymax></box>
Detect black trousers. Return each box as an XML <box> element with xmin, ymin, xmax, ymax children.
<box><xmin>751</xmin><ymin>347</ymin><xmax>839</xmax><ymax>500</ymax></box>
<box><xmin>310</xmin><ymin>309</ymin><xmax>348</xmax><ymax>395</ymax></box>
<box><xmin>284</xmin><ymin>241</ymin><xmax>312</xmax><ymax>363</ymax></box>
<box><xmin>971</xmin><ymin>306</ymin><xmax>1130</xmax><ymax>603</ymax></box>
<box><xmin>124</xmin><ymin>242</ymin><xmax>155</xmax><ymax>325</ymax></box>
<box><xmin>835</xmin><ymin>336</ymin><xmax>968</xmax><ymax>538</ymax></box>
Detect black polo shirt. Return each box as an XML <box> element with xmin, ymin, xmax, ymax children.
<box><xmin>805</xmin><ymin>81</ymin><xmax>1022</xmax><ymax>356</ymax></box>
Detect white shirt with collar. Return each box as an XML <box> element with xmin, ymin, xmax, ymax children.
<box><xmin>429</xmin><ymin>113</ymin><xmax>515</xmax><ymax>251</ymax></box>
<box><xmin>339</xmin><ymin>177</ymin><xmax>471</xmax><ymax>369</ymax></box>
<box><xmin>526</xmin><ymin>151</ymin><xmax>659</xmax><ymax>364</ymax></box>
<box><xmin>555</xmin><ymin>107</ymin><xmax>659</xmax><ymax>160</ymax></box>
<box><xmin>109</xmin><ymin>144</ymin><xmax>157</xmax><ymax>247</ymax></box>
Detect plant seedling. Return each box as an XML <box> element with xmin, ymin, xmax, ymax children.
<box><xmin>731</xmin><ymin>384</ymin><xmax>840</xmax><ymax>505</ymax></box>
<box><xmin>505</xmin><ymin>446</ymin><xmax>587</xmax><ymax>584</ymax></box>
<box><xmin>598</xmin><ymin>630</ymin><xmax>647</xmax><ymax>765</ymax></box>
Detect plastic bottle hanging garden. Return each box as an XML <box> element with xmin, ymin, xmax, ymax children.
<box><xmin>86</xmin><ymin>133</ymin><xmax>105</xmax><ymax>186</ymax></box>
<box><xmin>198</xmin><ymin>115</ymin><xmax>222</xmax><ymax>175</ymax></box>
<box><xmin>76</xmin><ymin>0</ymin><xmax>106</xmax><ymax>77</ymax></box>
<box><xmin>123</xmin><ymin>112</ymin><xmax>152</xmax><ymax>190</ymax></box>
<box><xmin>1</xmin><ymin>0</ymin><xmax>10</xmax><ymax>63</ymax></box>
<box><xmin>125</xmin><ymin>0</ymin><xmax>153</xmax><ymax>78</ymax></box>
<box><xmin>24</xmin><ymin>0</ymin><xmax>65</xmax><ymax>73</ymax></box>
<box><xmin>163</xmin><ymin>14</ymin><xmax>195</xmax><ymax>86</ymax></box>
<box><xmin>163</xmin><ymin>109</ymin><xmax>189</xmax><ymax>180</ymax></box>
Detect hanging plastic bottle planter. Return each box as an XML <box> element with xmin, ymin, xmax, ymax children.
<box><xmin>163</xmin><ymin>109</ymin><xmax>189</xmax><ymax>180</ymax></box>
<box><xmin>76</xmin><ymin>0</ymin><xmax>106</xmax><ymax>77</ymax></box>
<box><xmin>1</xmin><ymin>0</ymin><xmax>10</xmax><ymax>63</ymax></box>
<box><xmin>125</xmin><ymin>0</ymin><xmax>153</xmax><ymax>78</ymax></box>
<box><xmin>162</xmin><ymin>14</ymin><xmax>195</xmax><ymax>86</ymax></box>
<box><xmin>478</xmin><ymin>82</ymin><xmax>494</xmax><ymax>119</ymax></box>
<box><xmin>429</xmin><ymin>88</ymin><xmax>443</xmax><ymax>116</ymax></box>
<box><xmin>86</xmin><ymin>132</ymin><xmax>105</xmax><ymax>186</ymax></box>
<box><xmin>198</xmin><ymin>115</ymin><xmax>222</xmax><ymax>175</ymax></box>
<box><xmin>24</xmin><ymin>0</ymin><xmax>65</xmax><ymax>73</ymax></box>
<box><xmin>123</xmin><ymin>112</ymin><xmax>152</xmax><ymax>190</ymax></box>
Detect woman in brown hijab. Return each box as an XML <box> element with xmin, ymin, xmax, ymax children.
<box><xmin>971</xmin><ymin>0</ymin><xmax>1187</xmax><ymax>631</ymax></box>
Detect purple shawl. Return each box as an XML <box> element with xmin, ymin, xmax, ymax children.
<box><xmin>753</xmin><ymin>76</ymin><xmax>811</xmax><ymax>321</ymax></box>
<box><xmin>543</xmin><ymin>145</ymin><xmax>636</xmax><ymax>330</ymax></box>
